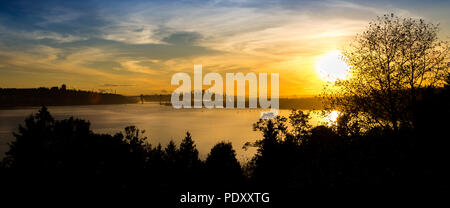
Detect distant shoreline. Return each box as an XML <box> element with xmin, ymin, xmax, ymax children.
<box><xmin>1</xmin><ymin>86</ymin><xmax>324</xmax><ymax>110</ymax></box>
<box><xmin>0</xmin><ymin>86</ymin><xmax>138</xmax><ymax>109</ymax></box>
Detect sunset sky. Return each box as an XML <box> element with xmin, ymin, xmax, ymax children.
<box><xmin>0</xmin><ymin>0</ymin><xmax>449</xmax><ymax>96</ymax></box>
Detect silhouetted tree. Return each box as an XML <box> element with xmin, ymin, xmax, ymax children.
<box><xmin>289</xmin><ymin>109</ymin><xmax>312</xmax><ymax>141</ymax></box>
<box><xmin>249</xmin><ymin>113</ymin><xmax>302</xmax><ymax>188</ymax></box>
<box><xmin>177</xmin><ymin>132</ymin><xmax>202</xmax><ymax>187</ymax></box>
<box><xmin>164</xmin><ymin>140</ymin><xmax>179</xmax><ymax>167</ymax></box>
<box><xmin>148</xmin><ymin>143</ymin><xmax>165</xmax><ymax>177</ymax></box>
<box><xmin>179</xmin><ymin>131</ymin><xmax>201</xmax><ymax>170</ymax></box>
<box><xmin>324</xmin><ymin>13</ymin><xmax>449</xmax><ymax>131</ymax></box>
<box><xmin>205</xmin><ymin>142</ymin><xmax>243</xmax><ymax>188</ymax></box>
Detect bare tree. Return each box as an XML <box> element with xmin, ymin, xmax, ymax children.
<box><xmin>324</xmin><ymin>14</ymin><xmax>449</xmax><ymax>131</ymax></box>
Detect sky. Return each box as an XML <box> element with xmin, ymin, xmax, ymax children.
<box><xmin>0</xmin><ymin>0</ymin><xmax>449</xmax><ymax>96</ymax></box>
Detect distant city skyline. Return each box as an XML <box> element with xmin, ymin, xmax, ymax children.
<box><xmin>0</xmin><ymin>0</ymin><xmax>449</xmax><ymax>95</ymax></box>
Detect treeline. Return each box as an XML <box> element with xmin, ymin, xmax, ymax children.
<box><xmin>0</xmin><ymin>85</ymin><xmax>137</xmax><ymax>108</ymax></box>
<box><xmin>0</xmin><ymin>86</ymin><xmax>448</xmax><ymax>204</ymax></box>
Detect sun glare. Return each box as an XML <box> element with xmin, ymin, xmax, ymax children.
<box><xmin>326</xmin><ymin>110</ymin><xmax>340</xmax><ymax>126</ymax></box>
<box><xmin>316</xmin><ymin>51</ymin><xmax>350</xmax><ymax>82</ymax></box>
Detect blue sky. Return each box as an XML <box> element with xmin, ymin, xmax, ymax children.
<box><xmin>0</xmin><ymin>0</ymin><xmax>449</xmax><ymax>95</ymax></box>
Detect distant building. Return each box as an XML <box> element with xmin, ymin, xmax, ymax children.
<box><xmin>61</xmin><ymin>84</ymin><xmax>67</xmax><ymax>91</ymax></box>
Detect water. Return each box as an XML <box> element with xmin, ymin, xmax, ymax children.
<box><xmin>0</xmin><ymin>103</ymin><xmax>333</xmax><ymax>162</ymax></box>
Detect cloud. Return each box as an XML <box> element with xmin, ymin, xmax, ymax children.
<box><xmin>162</xmin><ymin>32</ymin><xmax>203</xmax><ymax>45</ymax></box>
<box><xmin>0</xmin><ymin>0</ymin><xmax>109</xmax><ymax>38</ymax></box>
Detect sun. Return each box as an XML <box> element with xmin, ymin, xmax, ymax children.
<box><xmin>316</xmin><ymin>50</ymin><xmax>350</xmax><ymax>82</ymax></box>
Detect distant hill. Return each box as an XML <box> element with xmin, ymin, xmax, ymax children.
<box><xmin>142</xmin><ymin>93</ymin><xmax>324</xmax><ymax>110</ymax></box>
<box><xmin>0</xmin><ymin>85</ymin><xmax>137</xmax><ymax>108</ymax></box>
<box><xmin>279</xmin><ymin>97</ymin><xmax>324</xmax><ymax>110</ymax></box>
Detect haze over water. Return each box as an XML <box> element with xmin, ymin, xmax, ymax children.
<box><xmin>0</xmin><ymin>103</ymin><xmax>334</xmax><ymax>162</ymax></box>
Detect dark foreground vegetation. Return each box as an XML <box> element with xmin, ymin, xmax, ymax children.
<box><xmin>0</xmin><ymin>85</ymin><xmax>137</xmax><ymax>108</ymax></box>
<box><xmin>0</xmin><ymin>84</ymin><xmax>448</xmax><ymax>205</ymax></box>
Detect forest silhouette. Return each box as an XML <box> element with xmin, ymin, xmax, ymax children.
<box><xmin>0</xmin><ymin>14</ymin><xmax>449</xmax><ymax>205</ymax></box>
